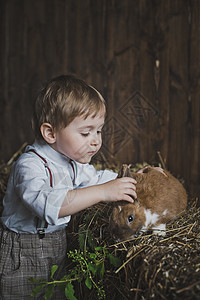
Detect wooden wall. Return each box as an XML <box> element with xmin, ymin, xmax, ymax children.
<box><xmin>0</xmin><ymin>0</ymin><xmax>200</xmax><ymax>195</ymax></box>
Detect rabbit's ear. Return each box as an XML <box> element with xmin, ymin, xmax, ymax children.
<box><xmin>118</xmin><ymin>164</ymin><xmax>133</xmax><ymax>178</ymax></box>
<box><xmin>126</xmin><ymin>165</ymin><xmax>133</xmax><ymax>177</ymax></box>
<box><xmin>117</xmin><ymin>164</ymin><xmax>127</xmax><ymax>178</ymax></box>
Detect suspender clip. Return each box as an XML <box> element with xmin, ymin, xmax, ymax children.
<box><xmin>36</xmin><ymin>219</ymin><xmax>48</xmax><ymax>239</ymax></box>
<box><xmin>37</xmin><ymin>228</ymin><xmax>46</xmax><ymax>239</ymax></box>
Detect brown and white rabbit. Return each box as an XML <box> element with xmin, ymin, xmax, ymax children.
<box><xmin>109</xmin><ymin>164</ymin><xmax>187</xmax><ymax>241</ymax></box>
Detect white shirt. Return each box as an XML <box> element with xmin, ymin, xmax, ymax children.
<box><xmin>1</xmin><ymin>140</ymin><xmax>117</xmax><ymax>233</ymax></box>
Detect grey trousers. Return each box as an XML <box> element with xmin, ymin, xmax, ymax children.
<box><xmin>0</xmin><ymin>226</ymin><xmax>68</xmax><ymax>300</ymax></box>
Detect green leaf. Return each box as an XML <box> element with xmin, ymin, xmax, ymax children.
<box><xmin>108</xmin><ymin>254</ymin><xmax>121</xmax><ymax>267</ymax></box>
<box><xmin>30</xmin><ymin>284</ymin><xmax>46</xmax><ymax>296</ymax></box>
<box><xmin>95</xmin><ymin>247</ymin><xmax>103</xmax><ymax>252</ymax></box>
<box><xmin>65</xmin><ymin>283</ymin><xmax>77</xmax><ymax>300</ymax></box>
<box><xmin>98</xmin><ymin>262</ymin><xmax>105</xmax><ymax>280</ymax></box>
<box><xmin>38</xmin><ymin>278</ymin><xmax>48</xmax><ymax>283</ymax></box>
<box><xmin>29</xmin><ymin>277</ymin><xmax>39</xmax><ymax>284</ymax></box>
<box><xmin>44</xmin><ymin>285</ymin><xmax>55</xmax><ymax>299</ymax></box>
<box><xmin>85</xmin><ymin>276</ymin><xmax>92</xmax><ymax>290</ymax></box>
<box><xmin>88</xmin><ymin>262</ymin><xmax>97</xmax><ymax>275</ymax></box>
<box><xmin>89</xmin><ymin>253</ymin><xmax>97</xmax><ymax>260</ymax></box>
<box><xmin>78</xmin><ymin>230</ymin><xmax>85</xmax><ymax>252</ymax></box>
<box><xmin>51</xmin><ymin>265</ymin><xmax>58</xmax><ymax>278</ymax></box>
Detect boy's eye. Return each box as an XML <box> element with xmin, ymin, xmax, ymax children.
<box><xmin>81</xmin><ymin>130</ymin><xmax>102</xmax><ymax>137</ymax></box>
<box><xmin>81</xmin><ymin>133</ymin><xmax>89</xmax><ymax>137</ymax></box>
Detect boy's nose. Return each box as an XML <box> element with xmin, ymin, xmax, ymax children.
<box><xmin>91</xmin><ymin>133</ymin><xmax>100</xmax><ymax>145</ymax></box>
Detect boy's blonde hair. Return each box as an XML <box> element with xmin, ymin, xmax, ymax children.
<box><xmin>32</xmin><ymin>75</ymin><xmax>106</xmax><ymax>139</ymax></box>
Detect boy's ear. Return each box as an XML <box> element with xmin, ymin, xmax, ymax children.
<box><xmin>40</xmin><ymin>123</ymin><xmax>56</xmax><ymax>144</ymax></box>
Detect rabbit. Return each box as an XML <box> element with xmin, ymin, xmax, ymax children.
<box><xmin>109</xmin><ymin>164</ymin><xmax>187</xmax><ymax>241</ymax></box>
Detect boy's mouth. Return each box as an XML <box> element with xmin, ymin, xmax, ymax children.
<box><xmin>88</xmin><ymin>150</ymin><xmax>97</xmax><ymax>156</ymax></box>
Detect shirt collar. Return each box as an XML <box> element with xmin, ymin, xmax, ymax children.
<box><xmin>26</xmin><ymin>140</ymin><xmax>71</xmax><ymax>166</ymax></box>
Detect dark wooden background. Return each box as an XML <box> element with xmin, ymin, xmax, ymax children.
<box><xmin>0</xmin><ymin>0</ymin><xmax>200</xmax><ymax>196</ymax></box>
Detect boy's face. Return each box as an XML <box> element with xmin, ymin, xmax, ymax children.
<box><xmin>51</xmin><ymin>112</ymin><xmax>105</xmax><ymax>163</ymax></box>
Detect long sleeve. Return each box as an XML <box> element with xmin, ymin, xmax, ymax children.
<box><xmin>1</xmin><ymin>140</ymin><xmax>118</xmax><ymax>234</ymax></box>
<box><xmin>1</xmin><ymin>150</ymin><xmax>72</xmax><ymax>233</ymax></box>
<box><xmin>74</xmin><ymin>162</ymin><xmax>117</xmax><ymax>188</ymax></box>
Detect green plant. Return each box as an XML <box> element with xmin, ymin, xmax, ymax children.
<box><xmin>30</xmin><ymin>207</ymin><xmax>122</xmax><ymax>299</ymax></box>
<box><xmin>30</xmin><ymin>246</ymin><xmax>121</xmax><ymax>300</ymax></box>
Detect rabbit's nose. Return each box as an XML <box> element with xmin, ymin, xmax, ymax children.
<box><xmin>110</xmin><ymin>223</ymin><xmax>121</xmax><ymax>240</ymax></box>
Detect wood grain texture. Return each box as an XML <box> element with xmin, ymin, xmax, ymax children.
<box><xmin>0</xmin><ymin>0</ymin><xmax>199</xmax><ymax>195</ymax></box>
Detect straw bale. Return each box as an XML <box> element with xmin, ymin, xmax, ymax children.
<box><xmin>0</xmin><ymin>149</ymin><xmax>199</xmax><ymax>299</ymax></box>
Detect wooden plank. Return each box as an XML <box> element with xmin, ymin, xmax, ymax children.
<box><xmin>0</xmin><ymin>0</ymin><xmax>199</xmax><ymax>195</ymax></box>
<box><xmin>188</xmin><ymin>0</ymin><xmax>200</xmax><ymax>194</ymax></box>
<box><xmin>168</xmin><ymin>0</ymin><xmax>190</xmax><ymax>179</ymax></box>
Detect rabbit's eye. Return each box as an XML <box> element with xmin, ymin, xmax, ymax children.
<box><xmin>127</xmin><ymin>214</ymin><xmax>134</xmax><ymax>223</ymax></box>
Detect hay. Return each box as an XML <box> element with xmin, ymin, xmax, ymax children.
<box><xmin>68</xmin><ymin>197</ymin><xmax>200</xmax><ymax>300</ymax></box>
<box><xmin>67</xmin><ymin>159</ymin><xmax>200</xmax><ymax>300</ymax></box>
<box><xmin>0</xmin><ymin>143</ymin><xmax>27</xmax><ymax>215</ymax></box>
<box><xmin>0</xmin><ymin>149</ymin><xmax>199</xmax><ymax>299</ymax></box>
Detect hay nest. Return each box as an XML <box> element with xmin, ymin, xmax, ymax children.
<box><xmin>67</xmin><ymin>159</ymin><xmax>200</xmax><ymax>300</ymax></box>
<box><xmin>0</xmin><ymin>148</ymin><xmax>199</xmax><ymax>300</ymax></box>
<box><xmin>68</xmin><ymin>198</ymin><xmax>200</xmax><ymax>300</ymax></box>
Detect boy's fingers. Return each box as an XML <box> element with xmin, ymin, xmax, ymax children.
<box><xmin>121</xmin><ymin>189</ymin><xmax>137</xmax><ymax>202</ymax></box>
<box><xmin>120</xmin><ymin>177</ymin><xmax>137</xmax><ymax>184</ymax></box>
<box><xmin>122</xmin><ymin>194</ymin><xmax>135</xmax><ymax>203</ymax></box>
<box><xmin>128</xmin><ymin>190</ymin><xmax>137</xmax><ymax>199</ymax></box>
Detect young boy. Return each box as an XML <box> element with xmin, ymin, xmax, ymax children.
<box><xmin>0</xmin><ymin>75</ymin><xmax>137</xmax><ymax>299</ymax></box>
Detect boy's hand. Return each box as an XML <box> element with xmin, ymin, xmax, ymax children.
<box><xmin>59</xmin><ymin>177</ymin><xmax>137</xmax><ymax>217</ymax></box>
<box><xmin>101</xmin><ymin>177</ymin><xmax>137</xmax><ymax>203</ymax></box>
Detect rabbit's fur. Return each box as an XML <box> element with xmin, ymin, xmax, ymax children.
<box><xmin>109</xmin><ymin>165</ymin><xmax>187</xmax><ymax>241</ymax></box>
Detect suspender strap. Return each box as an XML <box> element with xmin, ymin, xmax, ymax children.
<box><xmin>28</xmin><ymin>149</ymin><xmax>76</xmax><ymax>239</ymax></box>
<box><xmin>28</xmin><ymin>149</ymin><xmax>52</xmax><ymax>238</ymax></box>
<box><xmin>28</xmin><ymin>149</ymin><xmax>53</xmax><ymax>187</ymax></box>
<box><xmin>69</xmin><ymin>159</ymin><xmax>77</xmax><ymax>184</ymax></box>
<box><xmin>29</xmin><ymin>150</ymin><xmax>76</xmax><ymax>185</ymax></box>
